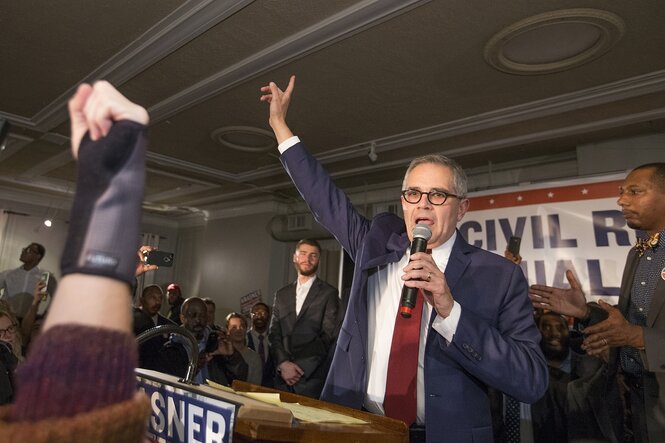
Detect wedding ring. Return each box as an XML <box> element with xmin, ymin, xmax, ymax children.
<box><xmin>427</xmin><ymin>272</ymin><xmax>432</xmax><ymax>282</ymax></box>
<box><xmin>601</xmin><ymin>337</ymin><xmax>608</xmax><ymax>346</ymax></box>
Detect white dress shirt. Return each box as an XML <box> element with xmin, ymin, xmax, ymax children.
<box><xmin>295</xmin><ymin>276</ymin><xmax>316</xmax><ymax>316</ymax></box>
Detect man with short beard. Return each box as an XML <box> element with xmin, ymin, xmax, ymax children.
<box><xmin>268</xmin><ymin>239</ymin><xmax>340</xmax><ymax>398</ymax></box>
<box><xmin>531</xmin><ymin>313</ymin><xmax>575</xmax><ymax>442</ymax></box>
<box><xmin>521</xmin><ymin>312</ymin><xmax>607</xmax><ymax>442</ymax></box>
<box><xmin>539</xmin><ymin>312</ymin><xmax>571</xmax><ymax>367</ymax></box>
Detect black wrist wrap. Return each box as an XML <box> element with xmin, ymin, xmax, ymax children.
<box><xmin>60</xmin><ymin>121</ymin><xmax>147</xmax><ymax>285</ymax></box>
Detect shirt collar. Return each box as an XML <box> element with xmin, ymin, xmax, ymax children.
<box><xmin>430</xmin><ymin>230</ymin><xmax>456</xmax><ymax>266</ymax></box>
<box><xmin>297</xmin><ymin>275</ymin><xmax>317</xmax><ymax>290</ymax></box>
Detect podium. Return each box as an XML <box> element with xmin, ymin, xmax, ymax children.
<box><xmin>231</xmin><ymin>380</ymin><xmax>408</xmax><ymax>442</ymax></box>
<box><xmin>135</xmin><ymin>368</ymin><xmax>407</xmax><ymax>442</ymax></box>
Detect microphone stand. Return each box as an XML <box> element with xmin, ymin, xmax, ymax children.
<box><xmin>137</xmin><ymin>324</ymin><xmax>200</xmax><ymax>385</ymax></box>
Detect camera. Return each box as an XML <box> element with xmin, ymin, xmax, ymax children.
<box><xmin>205</xmin><ymin>331</ymin><xmax>219</xmax><ymax>353</ymax></box>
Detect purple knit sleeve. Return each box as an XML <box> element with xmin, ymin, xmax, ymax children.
<box><xmin>10</xmin><ymin>325</ymin><xmax>138</xmax><ymax>421</ymax></box>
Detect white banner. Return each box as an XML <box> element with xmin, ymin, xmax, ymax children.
<box><xmin>462</xmin><ymin>174</ymin><xmax>632</xmax><ymax>303</ymax></box>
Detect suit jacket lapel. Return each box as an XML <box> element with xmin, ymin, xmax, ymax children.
<box><xmin>444</xmin><ymin>234</ymin><xmax>472</xmax><ymax>293</ymax></box>
<box><xmin>362</xmin><ymin>231</ymin><xmax>409</xmax><ymax>271</ymax></box>
<box><xmin>429</xmin><ymin>231</ymin><xmax>471</xmax><ymax>326</ymax></box>
<box><xmin>284</xmin><ymin>282</ymin><xmax>297</xmax><ymax>328</ymax></box>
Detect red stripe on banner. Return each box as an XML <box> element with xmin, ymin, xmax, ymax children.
<box><xmin>468</xmin><ymin>180</ymin><xmax>623</xmax><ymax>211</ymax></box>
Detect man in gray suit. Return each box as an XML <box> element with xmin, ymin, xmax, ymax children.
<box><xmin>530</xmin><ymin>162</ymin><xmax>665</xmax><ymax>442</ymax></box>
<box><xmin>268</xmin><ymin>238</ymin><xmax>340</xmax><ymax>398</ymax></box>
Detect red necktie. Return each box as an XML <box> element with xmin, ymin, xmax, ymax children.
<box><xmin>383</xmin><ymin>288</ymin><xmax>424</xmax><ymax>425</ymax></box>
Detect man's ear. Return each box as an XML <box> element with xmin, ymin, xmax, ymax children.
<box><xmin>457</xmin><ymin>198</ymin><xmax>470</xmax><ymax>222</ymax></box>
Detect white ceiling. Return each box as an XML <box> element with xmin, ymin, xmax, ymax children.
<box><xmin>2</xmin><ymin>0</ymin><xmax>665</xmax><ymax>223</ymax></box>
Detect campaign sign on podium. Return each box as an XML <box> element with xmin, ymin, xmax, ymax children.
<box><xmin>137</xmin><ymin>370</ymin><xmax>240</xmax><ymax>443</ymax></box>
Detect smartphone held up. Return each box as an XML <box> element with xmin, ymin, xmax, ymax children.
<box><xmin>142</xmin><ymin>250</ymin><xmax>175</xmax><ymax>267</ymax></box>
<box><xmin>507</xmin><ymin>236</ymin><xmax>521</xmax><ymax>257</ymax></box>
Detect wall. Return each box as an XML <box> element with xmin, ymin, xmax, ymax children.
<box><xmin>577</xmin><ymin>134</ymin><xmax>665</xmax><ymax>175</ymax></box>
<box><xmin>173</xmin><ymin>213</ymin><xmax>291</xmax><ymax>320</ymax></box>
<box><xmin>0</xmin><ymin>210</ymin><xmax>68</xmax><ymax>279</ymax></box>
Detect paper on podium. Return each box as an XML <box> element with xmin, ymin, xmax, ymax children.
<box><xmin>278</xmin><ymin>402</ymin><xmax>368</xmax><ymax>424</ymax></box>
<box><xmin>207</xmin><ymin>380</ymin><xmax>368</xmax><ymax>424</ymax></box>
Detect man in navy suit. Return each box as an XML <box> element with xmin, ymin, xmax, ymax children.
<box><xmin>268</xmin><ymin>239</ymin><xmax>340</xmax><ymax>398</ymax></box>
<box><xmin>260</xmin><ymin>76</ymin><xmax>548</xmax><ymax>441</ymax></box>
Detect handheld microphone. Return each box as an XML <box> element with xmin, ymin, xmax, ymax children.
<box><xmin>399</xmin><ymin>223</ymin><xmax>432</xmax><ymax>318</ymax></box>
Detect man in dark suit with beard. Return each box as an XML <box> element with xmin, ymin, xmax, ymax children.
<box><xmin>268</xmin><ymin>239</ymin><xmax>340</xmax><ymax>398</ymax></box>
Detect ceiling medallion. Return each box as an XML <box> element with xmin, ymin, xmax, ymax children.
<box><xmin>210</xmin><ymin>126</ymin><xmax>276</xmax><ymax>152</ymax></box>
<box><xmin>484</xmin><ymin>9</ymin><xmax>625</xmax><ymax>75</ymax></box>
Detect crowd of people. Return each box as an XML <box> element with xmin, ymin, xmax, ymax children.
<box><xmin>0</xmin><ymin>77</ymin><xmax>661</xmax><ymax>443</ymax></box>
<box><xmin>130</xmin><ymin>237</ymin><xmax>341</xmax><ymax>395</ymax></box>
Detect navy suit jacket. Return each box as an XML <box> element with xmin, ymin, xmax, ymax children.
<box><xmin>280</xmin><ymin>142</ymin><xmax>548</xmax><ymax>441</ymax></box>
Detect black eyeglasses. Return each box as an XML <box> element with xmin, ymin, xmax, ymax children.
<box><xmin>0</xmin><ymin>324</ymin><xmax>16</xmax><ymax>336</ymax></box>
<box><xmin>401</xmin><ymin>189</ymin><xmax>462</xmax><ymax>206</ymax></box>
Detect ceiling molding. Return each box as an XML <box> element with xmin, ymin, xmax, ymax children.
<box><xmin>4</xmin><ymin>0</ymin><xmax>428</xmax><ymax>132</ymax></box>
<box><xmin>484</xmin><ymin>8</ymin><xmax>625</xmax><ymax>75</ymax></box>
<box><xmin>147</xmin><ymin>0</ymin><xmax>431</xmax><ymax>123</ymax></box>
<box><xmin>26</xmin><ymin>0</ymin><xmax>254</xmax><ymax>132</ymax></box>
<box><xmin>0</xmin><ymin>111</ymin><xmax>35</xmax><ymax>128</ymax></box>
<box><xmin>1</xmin><ymin>176</ymin><xmax>75</xmax><ymax>196</ymax></box>
<box><xmin>19</xmin><ymin>149</ymin><xmax>73</xmax><ymax>179</ymax></box>
<box><xmin>141</xmin><ymin>212</ymin><xmax>182</xmax><ymax>229</ymax></box>
<box><xmin>142</xmin><ymin>69</ymin><xmax>665</xmax><ymax>186</ymax></box>
<box><xmin>147</xmin><ymin>151</ymin><xmax>242</xmax><ymax>181</ymax></box>
<box><xmin>437</xmin><ymin>107</ymin><xmax>665</xmax><ymax>157</ymax></box>
<box><xmin>10</xmin><ymin>67</ymin><xmax>664</xmax><ymax>190</ymax></box>
<box><xmin>175</xmin><ymin>198</ymin><xmax>284</xmax><ymax>227</ymax></box>
<box><xmin>145</xmin><ymin>183</ymin><xmax>217</xmax><ymax>203</ymax></box>
<box><xmin>0</xmin><ymin>134</ymin><xmax>34</xmax><ymax>163</ymax></box>
<box><xmin>319</xmin><ymin>69</ymin><xmax>665</xmax><ymax>162</ymax></box>
<box><xmin>0</xmin><ymin>183</ymin><xmax>72</xmax><ymax>209</ymax></box>
<box><xmin>146</xmin><ymin>166</ymin><xmax>221</xmax><ymax>187</ymax></box>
